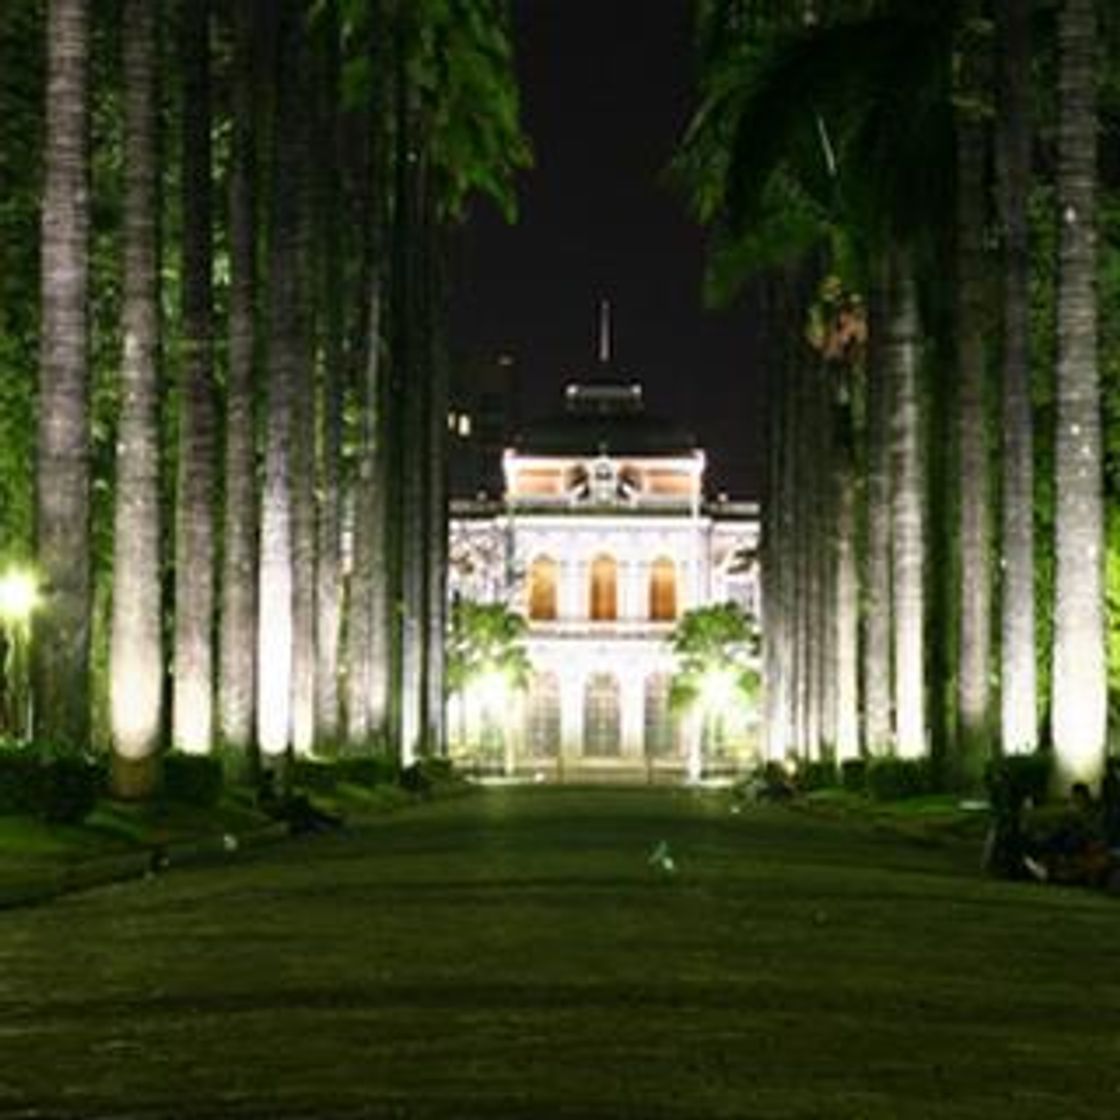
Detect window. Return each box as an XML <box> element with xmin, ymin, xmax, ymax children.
<box><xmin>589</xmin><ymin>554</ymin><xmax>618</xmax><ymax>621</ymax></box>
<box><xmin>644</xmin><ymin>674</ymin><xmax>677</xmax><ymax>758</ymax></box>
<box><xmin>649</xmin><ymin>557</ymin><xmax>677</xmax><ymax>621</ymax></box>
<box><xmin>525</xmin><ymin>673</ymin><xmax>560</xmax><ymax>758</ymax></box>
<box><xmin>583</xmin><ymin>673</ymin><xmax>620</xmax><ymax>756</ymax></box>
<box><xmin>528</xmin><ymin>556</ymin><xmax>558</xmax><ymax>621</ymax></box>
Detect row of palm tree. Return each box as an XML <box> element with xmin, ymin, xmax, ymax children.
<box><xmin>677</xmin><ymin>0</ymin><xmax>1113</xmax><ymax>788</ymax></box>
<box><xmin>27</xmin><ymin>0</ymin><xmax>529</xmax><ymax>797</ymax></box>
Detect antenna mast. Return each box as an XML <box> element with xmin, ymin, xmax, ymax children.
<box><xmin>597</xmin><ymin>298</ymin><xmax>612</xmax><ymax>365</ymax></box>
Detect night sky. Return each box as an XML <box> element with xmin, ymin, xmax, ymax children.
<box><xmin>449</xmin><ymin>0</ymin><xmax>764</xmax><ymax>498</ymax></box>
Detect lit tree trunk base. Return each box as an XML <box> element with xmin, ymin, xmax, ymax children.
<box><xmin>110</xmin><ymin>753</ymin><xmax>159</xmax><ymax>802</ymax></box>
<box><xmin>1051</xmin><ymin>0</ymin><xmax>1105</xmax><ymax>789</ymax></box>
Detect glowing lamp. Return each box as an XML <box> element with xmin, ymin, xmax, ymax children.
<box><xmin>475</xmin><ymin>667</ymin><xmax>512</xmax><ymax>714</ymax></box>
<box><xmin>0</xmin><ymin>568</ymin><xmax>40</xmax><ymax>628</ymax></box>
<box><xmin>699</xmin><ymin>667</ymin><xmax>739</xmax><ymax>715</ymax></box>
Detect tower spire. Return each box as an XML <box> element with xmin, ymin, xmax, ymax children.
<box><xmin>597</xmin><ymin>298</ymin><xmax>612</xmax><ymax>365</ymax></box>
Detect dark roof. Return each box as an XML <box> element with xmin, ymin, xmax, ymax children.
<box><xmin>511</xmin><ymin>409</ymin><xmax>698</xmax><ymax>457</ymax></box>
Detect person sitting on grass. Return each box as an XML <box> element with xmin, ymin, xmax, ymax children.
<box><xmin>257</xmin><ymin>770</ymin><xmax>343</xmax><ymax>836</ymax></box>
<box><xmin>1031</xmin><ymin>782</ymin><xmax>1111</xmax><ymax>887</ymax></box>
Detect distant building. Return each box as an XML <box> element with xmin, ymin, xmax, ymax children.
<box><xmin>448</xmin><ymin>322</ymin><xmax>759</xmax><ymax>781</ymax></box>
<box><xmin>449</xmin><ymin>351</ymin><xmax>519</xmax><ymax>498</ymax></box>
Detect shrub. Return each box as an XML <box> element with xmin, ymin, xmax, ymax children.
<box><xmin>0</xmin><ymin>746</ymin><xmax>44</xmax><ymax>815</ymax></box>
<box><xmin>38</xmin><ymin>754</ymin><xmax>105</xmax><ymax>823</ymax></box>
<box><xmin>798</xmin><ymin>759</ymin><xmax>838</xmax><ymax>792</ymax></box>
<box><xmin>290</xmin><ymin>759</ymin><xmax>339</xmax><ymax>794</ymax></box>
<box><xmin>865</xmin><ymin>757</ymin><xmax>932</xmax><ymax>801</ymax></box>
<box><xmin>987</xmin><ymin>752</ymin><xmax>1052</xmax><ymax>807</ymax></box>
<box><xmin>400</xmin><ymin>757</ymin><xmax>459</xmax><ymax>796</ymax></box>
<box><xmin>840</xmin><ymin>758</ymin><xmax>867</xmax><ymax>794</ymax></box>
<box><xmin>336</xmin><ymin>755</ymin><xmax>398</xmax><ymax>788</ymax></box>
<box><xmin>0</xmin><ymin>748</ymin><xmax>104</xmax><ymax>823</ymax></box>
<box><xmin>162</xmin><ymin>752</ymin><xmax>224</xmax><ymax>807</ymax></box>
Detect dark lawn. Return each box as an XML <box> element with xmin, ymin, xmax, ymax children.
<box><xmin>0</xmin><ymin>786</ymin><xmax>1116</xmax><ymax>1119</ymax></box>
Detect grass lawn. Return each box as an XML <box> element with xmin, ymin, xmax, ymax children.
<box><xmin>0</xmin><ymin>785</ymin><xmax>1115</xmax><ymax>1119</ymax></box>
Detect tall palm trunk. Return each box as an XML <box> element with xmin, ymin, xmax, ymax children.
<box><xmin>390</xmin><ymin>36</ymin><xmax>426</xmax><ymax>763</ymax></box>
<box><xmin>345</xmin><ymin>276</ymin><xmax>383</xmax><ymax>747</ymax></box>
<box><xmin>833</xmin><ymin>375</ymin><xmax>859</xmax><ymax>760</ymax></box>
<box><xmin>218</xmin><ymin>0</ymin><xmax>258</xmax><ymax>767</ymax></box>
<box><xmin>34</xmin><ymin>0</ymin><xmax>91</xmax><ymax>751</ymax></box>
<box><xmin>424</xmin><ymin>231</ymin><xmax>449</xmax><ymax>754</ymax></box>
<box><xmin>290</xmin><ymin>186</ymin><xmax>316</xmax><ymax>757</ymax></box>
<box><xmin>257</xmin><ymin>0</ymin><xmax>305</xmax><ymax>763</ymax></box>
<box><xmin>760</xmin><ymin>278</ymin><xmax>793</xmax><ymax>761</ymax></box>
<box><xmin>289</xmin><ymin>37</ymin><xmax>316</xmax><ymax>756</ymax></box>
<box><xmin>954</xmin><ymin>11</ymin><xmax>992</xmax><ymax>787</ymax></box>
<box><xmin>109</xmin><ymin>0</ymin><xmax>161</xmax><ymax>795</ymax></box>
<box><xmin>173</xmin><ymin>0</ymin><xmax>216</xmax><ymax>755</ymax></box>
<box><xmin>996</xmin><ymin>0</ymin><xmax>1037</xmax><ymax>757</ymax></box>
<box><xmin>313</xmin><ymin>0</ymin><xmax>344</xmax><ymax>747</ymax></box>
<box><xmin>862</xmin><ymin>268</ymin><xmax>892</xmax><ymax>754</ymax></box>
<box><xmin>806</xmin><ymin>360</ymin><xmax>830</xmax><ymax>759</ymax></box>
<box><xmin>886</xmin><ymin>249</ymin><xmax>925</xmax><ymax>758</ymax></box>
<box><xmin>1052</xmin><ymin>0</ymin><xmax>1105</xmax><ymax>786</ymax></box>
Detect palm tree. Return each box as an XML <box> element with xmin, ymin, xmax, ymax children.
<box><xmin>257</xmin><ymin>0</ymin><xmax>304</xmax><ymax>763</ymax></box>
<box><xmin>862</xmin><ymin>266</ymin><xmax>893</xmax><ymax>754</ymax></box>
<box><xmin>313</xmin><ymin>0</ymin><xmax>345</xmax><ymax>747</ymax></box>
<box><xmin>885</xmin><ymin>249</ymin><xmax>926</xmax><ymax>759</ymax></box>
<box><xmin>217</xmin><ymin>0</ymin><xmax>258</xmax><ymax>769</ymax></box>
<box><xmin>669</xmin><ymin>602</ymin><xmax>760</xmax><ymax>776</ymax></box>
<box><xmin>995</xmin><ymin>0</ymin><xmax>1037</xmax><ymax>757</ymax></box>
<box><xmin>34</xmin><ymin>0</ymin><xmax>91</xmax><ymax>751</ymax></box>
<box><xmin>173</xmin><ymin>0</ymin><xmax>217</xmax><ymax>755</ymax></box>
<box><xmin>109</xmin><ymin>0</ymin><xmax>162</xmax><ymax>796</ymax></box>
<box><xmin>289</xmin><ymin>133</ymin><xmax>316</xmax><ymax>758</ymax></box>
<box><xmin>1051</xmin><ymin>0</ymin><xmax>1105</xmax><ymax>786</ymax></box>
<box><xmin>954</xmin><ymin>5</ymin><xmax>993</xmax><ymax>787</ymax></box>
<box><xmin>379</xmin><ymin>0</ymin><xmax>530</xmax><ymax>762</ymax></box>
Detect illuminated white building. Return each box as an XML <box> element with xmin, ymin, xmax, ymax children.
<box><xmin>449</xmin><ymin>367</ymin><xmax>759</xmax><ymax>782</ymax></box>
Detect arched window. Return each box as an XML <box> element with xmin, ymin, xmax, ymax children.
<box><xmin>589</xmin><ymin>554</ymin><xmax>618</xmax><ymax>621</ymax></box>
<box><xmin>583</xmin><ymin>673</ymin><xmax>620</xmax><ymax>756</ymax></box>
<box><xmin>643</xmin><ymin>673</ymin><xmax>677</xmax><ymax>758</ymax></box>
<box><xmin>528</xmin><ymin>556</ymin><xmax>558</xmax><ymax>621</ymax></box>
<box><xmin>649</xmin><ymin>557</ymin><xmax>677</xmax><ymax>621</ymax></box>
<box><xmin>525</xmin><ymin>672</ymin><xmax>560</xmax><ymax>758</ymax></box>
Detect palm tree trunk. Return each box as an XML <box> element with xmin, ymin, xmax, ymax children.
<box><xmin>109</xmin><ymin>0</ymin><xmax>162</xmax><ymax>796</ymax></box>
<box><xmin>256</xmin><ymin>0</ymin><xmax>303</xmax><ymax>762</ymax></box>
<box><xmin>833</xmin><ymin>377</ymin><xmax>859</xmax><ymax>760</ymax></box>
<box><xmin>390</xmin><ymin>37</ymin><xmax>425</xmax><ymax>764</ymax></box>
<box><xmin>1052</xmin><ymin>0</ymin><xmax>1105</xmax><ymax>786</ymax></box>
<box><xmin>996</xmin><ymin>0</ymin><xmax>1037</xmax><ymax>757</ymax></box>
<box><xmin>862</xmin><ymin>265</ymin><xmax>892</xmax><ymax>755</ymax></box>
<box><xmin>424</xmin><ymin>228</ymin><xmax>450</xmax><ymax>755</ymax></box>
<box><xmin>760</xmin><ymin>279</ymin><xmax>793</xmax><ymax>761</ymax></box>
<box><xmin>172</xmin><ymin>0</ymin><xmax>216</xmax><ymax>755</ymax></box>
<box><xmin>313</xmin><ymin>0</ymin><xmax>344</xmax><ymax>748</ymax></box>
<box><xmin>954</xmin><ymin>13</ymin><xmax>993</xmax><ymax>788</ymax></box>
<box><xmin>345</xmin><ymin>276</ymin><xmax>382</xmax><ymax>748</ymax></box>
<box><xmin>218</xmin><ymin>0</ymin><xmax>258</xmax><ymax>768</ymax></box>
<box><xmin>289</xmin><ymin>59</ymin><xmax>316</xmax><ymax>757</ymax></box>
<box><xmin>35</xmin><ymin>0</ymin><xmax>91</xmax><ymax>751</ymax></box>
<box><xmin>886</xmin><ymin>249</ymin><xmax>926</xmax><ymax>759</ymax></box>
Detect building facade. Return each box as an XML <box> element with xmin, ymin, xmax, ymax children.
<box><xmin>449</xmin><ymin>379</ymin><xmax>759</xmax><ymax>781</ymax></box>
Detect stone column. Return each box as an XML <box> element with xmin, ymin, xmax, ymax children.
<box><xmin>559</xmin><ymin>669</ymin><xmax>583</xmax><ymax>768</ymax></box>
<box><xmin>620</xmin><ymin>666</ymin><xmax>645</xmax><ymax>760</ymax></box>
